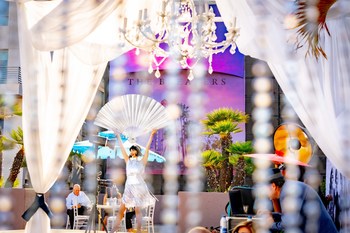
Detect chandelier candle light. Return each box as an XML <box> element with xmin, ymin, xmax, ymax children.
<box><xmin>119</xmin><ymin>0</ymin><xmax>240</xmax><ymax>80</ymax></box>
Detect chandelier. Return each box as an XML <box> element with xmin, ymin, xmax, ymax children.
<box><xmin>119</xmin><ymin>0</ymin><xmax>240</xmax><ymax>80</ymax></box>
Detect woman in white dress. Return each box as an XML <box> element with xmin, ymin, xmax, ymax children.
<box><xmin>112</xmin><ymin>129</ymin><xmax>157</xmax><ymax>233</ymax></box>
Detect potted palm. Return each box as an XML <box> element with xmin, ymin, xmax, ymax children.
<box><xmin>202</xmin><ymin>108</ymin><xmax>249</xmax><ymax>192</ymax></box>
<box><xmin>228</xmin><ymin>141</ymin><xmax>254</xmax><ymax>187</ymax></box>
<box><xmin>202</xmin><ymin>149</ymin><xmax>223</xmax><ymax>192</ymax></box>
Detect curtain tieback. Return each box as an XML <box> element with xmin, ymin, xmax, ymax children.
<box><xmin>22</xmin><ymin>193</ymin><xmax>53</xmax><ymax>221</ymax></box>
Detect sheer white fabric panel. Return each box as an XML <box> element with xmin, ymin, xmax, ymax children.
<box><xmin>269</xmin><ymin>14</ymin><xmax>350</xmax><ymax>179</ymax></box>
<box><xmin>21</xmin><ymin>0</ymin><xmax>132</xmax><ymax>65</ymax></box>
<box><xmin>217</xmin><ymin>0</ymin><xmax>350</xmax><ymax>178</ymax></box>
<box><xmin>15</xmin><ymin>0</ymin><xmax>128</xmax><ymax>232</ymax></box>
<box><xmin>27</xmin><ymin>0</ymin><xmax>120</xmax><ymax>51</ymax></box>
<box><xmin>216</xmin><ymin>0</ymin><xmax>291</xmax><ymax>63</ymax></box>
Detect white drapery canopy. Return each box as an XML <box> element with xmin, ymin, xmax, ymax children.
<box><xmin>13</xmin><ymin>0</ymin><xmax>350</xmax><ymax>232</ymax></box>
<box><xmin>15</xmin><ymin>0</ymin><xmax>132</xmax><ymax>232</ymax></box>
<box><xmin>217</xmin><ymin>0</ymin><xmax>350</xmax><ymax>179</ymax></box>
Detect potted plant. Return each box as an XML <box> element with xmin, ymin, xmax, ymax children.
<box><xmin>202</xmin><ymin>108</ymin><xmax>249</xmax><ymax>192</ymax></box>
<box><xmin>228</xmin><ymin>141</ymin><xmax>254</xmax><ymax>187</ymax></box>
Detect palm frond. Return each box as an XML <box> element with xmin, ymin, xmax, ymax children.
<box><xmin>202</xmin><ymin>108</ymin><xmax>249</xmax><ymax>127</ymax></box>
<box><xmin>8</xmin><ymin>127</ymin><xmax>23</xmax><ymax>145</ymax></box>
<box><xmin>294</xmin><ymin>0</ymin><xmax>337</xmax><ymax>59</ymax></box>
<box><xmin>0</xmin><ymin>136</ymin><xmax>17</xmax><ymax>151</ymax></box>
<box><xmin>227</xmin><ymin>141</ymin><xmax>254</xmax><ymax>155</ymax></box>
<box><xmin>0</xmin><ymin>96</ymin><xmax>22</xmax><ymax>119</ymax></box>
<box><xmin>202</xmin><ymin>149</ymin><xmax>224</xmax><ymax>168</ymax></box>
<box><xmin>202</xmin><ymin>108</ymin><xmax>249</xmax><ymax>137</ymax></box>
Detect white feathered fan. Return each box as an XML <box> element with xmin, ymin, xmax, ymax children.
<box><xmin>94</xmin><ymin>94</ymin><xmax>169</xmax><ymax>141</ymax></box>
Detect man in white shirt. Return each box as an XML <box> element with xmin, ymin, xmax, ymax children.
<box><xmin>66</xmin><ymin>184</ymin><xmax>92</xmax><ymax>229</ymax></box>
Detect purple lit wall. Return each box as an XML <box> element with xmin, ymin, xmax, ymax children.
<box><xmin>108</xmin><ymin>71</ymin><xmax>245</xmax><ymax>118</ymax></box>
<box><xmin>116</xmin><ymin>45</ymin><xmax>244</xmax><ymax>78</ymax></box>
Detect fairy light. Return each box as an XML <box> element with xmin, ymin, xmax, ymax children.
<box><xmin>184</xmin><ymin>62</ymin><xmax>206</xmax><ymax>232</ymax></box>
<box><xmin>250</xmin><ymin>2</ymin><xmax>274</xmax><ymax>233</ymax></box>
<box><xmin>110</xmin><ymin>60</ymin><xmax>128</xmax><ymax>97</ymax></box>
<box><xmin>280</xmin><ymin>1</ymin><xmax>321</xmax><ymax>232</ymax></box>
<box><xmin>0</xmin><ymin>189</ymin><xmax>13</xmax><ymax>230</ymax></box>
<box><xmin>136</xmin><ymin>70</ymin><xmax>155</xmax><ymax>208</ymax></box>
<box><xmin>251</xmin><ymin>61</ymin><xmax>274</xmax><ymax>233</ymax></box>
<box><xmin>49</xmin><ymin>167</ymin><xmax>70</xmax><ymax>228</ymax></box>
<box><xmin>101</xmin><ymin>62</ymin><xmax>133</xmax><ymax>219</ymax></box>
<box><xmin>161</xmin><ymin>45</ymin><xmax>182</xmax><ymax>232</ymax></box>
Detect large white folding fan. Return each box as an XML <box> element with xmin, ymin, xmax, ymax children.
<box><xmin>94</xmin><ymin>94</ymin><xmax>169</xmax><ymax>140</ymax></box>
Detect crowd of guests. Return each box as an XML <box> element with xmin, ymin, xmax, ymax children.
<box><xmin>66</xmin><ymin>166</ymin><xmax>338</xmax><ymax>232</ymax></box>
<box><xmin>66</xmin><ymin>139</ymin><xmax>339</xmax><ymax>233</ymax></box>
<box><xmin>66</xmin><ymin>182</ymin><xmax>137</xmax><ymax>231</ymax></box>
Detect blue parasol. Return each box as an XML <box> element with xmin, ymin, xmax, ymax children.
<box><xmin>98</xmin><ymin>130</ymin><xmax>118</xmax><ymax>140</ymax></box>
<box><xmin>71</xmin><ymin>132</ymin><xmax>165</xmax><ymax>163</ymax></box>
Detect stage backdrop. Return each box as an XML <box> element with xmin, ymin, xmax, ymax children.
<box><xmin>108</xmin><ymin>48</ymin><xmax>245</xmax><ymax>174</ymax></box>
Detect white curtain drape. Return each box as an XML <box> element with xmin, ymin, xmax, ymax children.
<box><xmin>217</xmin><ymin>0</ymin><xmax>350</xmax><ymax>179</ymax></box>
<box><xmin>14</xmin><ymin>0</ymin><xmax>350</xmax><ymax>231</ymax></box>
<box><xmin>14</xmin><ymin>0</ymin><xmax>132</xmax><ymax>232</ymax></box>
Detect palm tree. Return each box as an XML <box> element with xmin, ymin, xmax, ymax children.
<box><xmin>202</xmin><ymin>149</ymin><xmax>224</xmax><ymax>192</ymax></box>
<box><xmin>0</xmin><ymin>136</ymin><xmax>11</xmax><ymax>186</ymax></box>
<box><xmin>0</xmin><ymin>96</ymin><xmax>22</xmax><ymax>183</ymax></box>
<box><xmin>202</xmin><ymin>108</ymin><xmax>249</xmax><ymax>192</ymax></box>
<box><xmin>66</xmin><ymin>150</ymin><xmax>87</xmax><ymax>187</ymax></box>
<box><xmin>227</xmin><ymin>141</ymin><xmax>254</xmax><ymax>187</ymax></box>
<box><xmin>4</xmin><ymin>127</ymin><xmax>24</xmax><ymax>188</ymax></box>
<box><xmin>4</xmin><ymin>123</ymin><xmax>79</xmax><ymax>188</ymax></box>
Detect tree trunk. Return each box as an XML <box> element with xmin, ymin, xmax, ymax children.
<box><xmin>232</xmin><ymin>156</ymin><xmax>246</xmax><ymax>187</ymax></box>
<box><xmin>219</xmin><ymin>135</ymin><xmax>232</xmax><ymax>192</ymax></box>
<box><xmin>206</xmin><ymin>167</ymin><xmax>220</xmax><ymax>192</ymax></box>
<box><xmin>4</xmin><ymin>148</ymin><xmax>24</xmax><ymax>188</ymax></box>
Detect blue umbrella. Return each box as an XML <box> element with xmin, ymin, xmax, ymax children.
<box><xmin>98</xmin><ymin>130</ymin><xmax>118</xmax><ymax>140</ymax></box>
<box><xmin>71</xmin><ymin>132</ymin><xmax>166</xmax><ymax>163</ymax></box>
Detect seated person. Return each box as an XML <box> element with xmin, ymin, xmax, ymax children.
<box><xmin>232</xmin><ymin>220</ymin><xmax>255</xmax><ymax>233</ymax></box>
<box><xmin>103</xmin><ymin>184</ymin><xmax>122</xmax><ymax>205</ymax></box>
<box><xmin>66</xmin><ymin>184</ymin><xmax>92</xmax><ymax>229</ymax></box>
<box><xmin>267</xmin><ymin>170</ymin><xmax>338</xmax><ymax>233</ymax></box>
<box><xmin>102</xmin><ymin>184</ymin><xmax>122</xmax><ymax>230</ymax></box>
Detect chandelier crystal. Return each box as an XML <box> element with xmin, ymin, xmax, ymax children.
<box><xmin>119</xmin><ymin>0</ymin><xmax>240</xmax><ymax>80</ymax></box>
